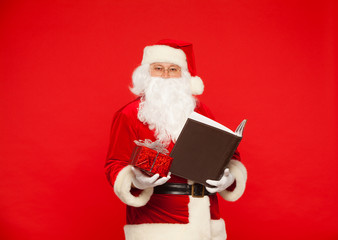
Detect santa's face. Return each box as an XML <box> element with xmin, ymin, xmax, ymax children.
<box><xmin>149</xmin><ymin>62</ymin><xmax>182</xmax><ymax>78</ymax></box>
<box><xmin>130</xmin><ymin>63</ymin><xmax>196</xmax><ymax>145</ymax></box>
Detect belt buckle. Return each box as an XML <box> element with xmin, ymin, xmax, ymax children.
<box><xmin>191</xmin><ymin>183</ymin><xmax>205</xmax><ymax>198</ymax></box>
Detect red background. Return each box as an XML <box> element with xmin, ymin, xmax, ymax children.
<box><xmin>1</xmin><ymin>0</ymin><xmax>337</xmax><ymax>239</ymax></box>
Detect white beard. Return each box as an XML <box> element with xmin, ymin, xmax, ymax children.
<box><xmin>131</xmin><ymin>65</ymin><xmax>196</xmax><ymax>145</ymax></box>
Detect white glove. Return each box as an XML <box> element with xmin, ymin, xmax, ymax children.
<box><xmin>205</xmin><ymin>168</ymin><xmax>235</xmax><ymax>193</ymax></box>
<box><xmin>131</xmin><ymin>167</ymin><xmax>171</xmax><ymax>190</ymax></box>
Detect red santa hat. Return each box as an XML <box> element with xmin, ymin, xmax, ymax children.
<box><xmin>141</xmin><ymin>39</ymin><xmax>204</xmax><ymax>95</ymax></box>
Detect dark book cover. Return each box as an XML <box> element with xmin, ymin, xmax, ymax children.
<box><xmin>169</xmin><ymin>113</ymin><xmax>246</xmax><ymax>187</ymax></box>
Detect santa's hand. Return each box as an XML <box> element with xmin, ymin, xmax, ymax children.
<box><xmin>205</xmin><ymin>168</ymin><xmax>235</xmax><ymax>193</ymax></box>
<box><xmin>131</xmin><ymin>167</ymin><xmax>171</xmax><ymax>190</ymax></box>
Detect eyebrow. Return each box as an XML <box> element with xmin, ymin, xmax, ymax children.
<box><xmin>151</xmin><ymin>64</ymin><xmax>180</xmax><ymax>68</ymax></box>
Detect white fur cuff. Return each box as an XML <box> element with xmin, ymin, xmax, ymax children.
<box><xmin>219</xmin><ymin>160</ymin><xmax>247</xmax><ymax>202</ymax></box>
<box><xmin>114</xmin><ymin>165</ymin><xmax>153</xmax><ymax>207</ymax></box>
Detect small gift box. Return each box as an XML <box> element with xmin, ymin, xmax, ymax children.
<box><xmin>129</xmin><ymin>140</ymin><xmax>173</xmax><ymax>177</ymax></box>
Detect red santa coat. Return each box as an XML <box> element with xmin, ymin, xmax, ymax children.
<box><xmin>105</xmin><ymin>98</ymin><xmax>247</xmax><ymax>240</ymax></box>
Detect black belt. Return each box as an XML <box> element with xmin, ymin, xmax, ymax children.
<box><xmin>154</xmin><ymin>183</ymin><xmax>215</xmax><ymax>198</ymax></box>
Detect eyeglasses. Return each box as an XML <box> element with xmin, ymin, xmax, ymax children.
<box><xmin>150</xmin><ymin>64</ymin><xmax>181</xmax><ymax>77</ymax></box>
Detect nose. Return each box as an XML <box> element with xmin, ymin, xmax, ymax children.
<box><xmin>161</xmin><ymin>69</ymin><xmax>170</xmax><ymax>78</ymax></box>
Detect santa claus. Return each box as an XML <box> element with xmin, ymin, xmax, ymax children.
<box><xmin>105</xmin><ymin>39</ymin><xmax>247</xmax><ymax>240</ymax></box>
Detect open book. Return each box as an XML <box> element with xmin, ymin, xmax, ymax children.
<box><xmin>169</xmin><ymin>112</ymin><xmax>247</xmax><ymax>187</ymax></box>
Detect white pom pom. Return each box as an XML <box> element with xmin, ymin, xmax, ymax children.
<box><xmin>190</xmin><ymin>76</ymin><xmax>204</xmax><ymax>95</ymax></box>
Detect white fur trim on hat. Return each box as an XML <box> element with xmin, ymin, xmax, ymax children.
<box><xmin>114</xmin><ymin>165</ymin><xmax>153</xmax><ymax>207</ymax></box>
<box><xmin>219</xmin><ymin>159</ymin><xmax>247</xmax><ymax>202</ymax></box>
<box><xmin>190</xmin><ymin>76</ymin><xmax>204</xmax><ymax>95</ymax></box>
<box><xmin>124</xmin><ymin>196</ymin><xmax>227</xmax><ymax>240</ymax></box>
<box><xmin>142</xmin><ymin>45</ymin><xmax>188</xmax><ymax>69</ymax></box>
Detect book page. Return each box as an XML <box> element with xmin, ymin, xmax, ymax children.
<box><xmin>235</xmin><ymin>119</ymin><xmax>247</xmax><ymax>136</ymax></box>
<box><xmin>189</xmin><ymin>112</ymin><xmax>237</xmax><ymax>135</ymax></box>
